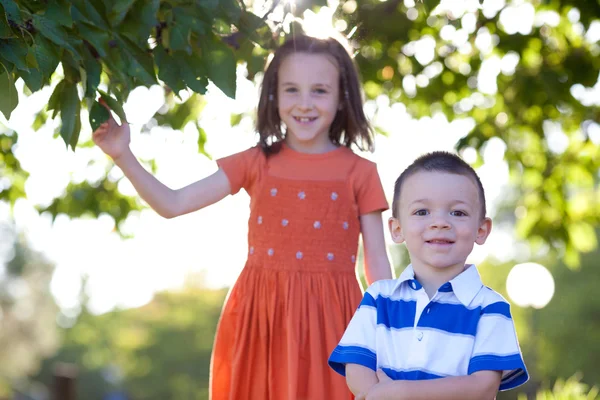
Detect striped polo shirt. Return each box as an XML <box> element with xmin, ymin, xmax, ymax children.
<box><xmin>329</xmin><ymin>264</ymin><xmax>528</xmax><ymax>391</ymax></box>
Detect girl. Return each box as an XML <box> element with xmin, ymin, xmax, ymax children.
<box><xmin>93</xmin><ymin>35</ymin><xmax>393</xmax><ymax>400</ymax></box>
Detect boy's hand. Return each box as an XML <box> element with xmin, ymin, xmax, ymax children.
<box><xmin>92</xmin><ymin>99</ymin><xmax>131</xmax><ymax>161</ymax></box>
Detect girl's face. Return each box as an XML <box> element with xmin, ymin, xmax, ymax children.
<box><xmin>277</xmin><ymin>52</ymin><xmax>341</xmax><ymax>153</ymax></box>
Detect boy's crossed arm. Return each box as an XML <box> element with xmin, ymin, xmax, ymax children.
<box><xmin>349</xmin><ymin>365</ymin><xmax>501</xmax><ymax>400</ymax></box>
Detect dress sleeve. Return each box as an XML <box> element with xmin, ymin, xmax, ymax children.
<box><xmin>352</xmin><ymin>159</ymin><xmax>389</xmax><ymax>215</ymax></box>
<box><xmin>468</xmin><ymin>301</ymin><xmax>529</xmax><ymax>391</ymax></box>
<box><xmin>328</xmin><ymin>282</ymin><xmax>381</xmax><ymax>376</ymax></box>
<box><xmin>216</xmin><ymin>146</ymin><xmax>265</xmax><ymax>195</ymax></box>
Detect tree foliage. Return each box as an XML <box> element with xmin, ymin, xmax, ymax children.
<box><xmin>0</xmin><ymin>0</ymin><xmax>599</xmax><ymax>265</ymax></box>
<box><xmin>28</xmin><ymin>285</ymin><xmax>226</xmax><ymax>400</ymax></box>
<box><xmin>0</xmin><ymin>223</ymin><xmax>59</xmax><ymax>395</ymax></box>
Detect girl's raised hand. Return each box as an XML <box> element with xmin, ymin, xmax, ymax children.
<box><xmin>92</xmin><ymin>100</ymin><xmax>131</xmax><ymax>161</ymax></box>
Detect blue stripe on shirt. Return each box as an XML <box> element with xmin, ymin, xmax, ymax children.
<box><xmin>417</xmin><ymin>302</ymin><xmax>480</xmax><ymax>336</ymax></box>
<box><xmin>328</xmin><ymin>345</ymin><xmax>377</xmax><ymax>376</ymax></box>
<box><xmin>375</xmin><ymin>296</ymin><xmax>416</xmax><ymax>330</ymax></box>
<box><xmin>481</xmin><ymin>301</ymin><xmax>511</xmax><ymax>319</ymax></box>
<box><xmin>374</xmin><ymin>297</ymin><xmax>483</xmax><ymax>336</ymax></box>
<box><xmin>381</xmin><ymin>367</ymin><xmax>443</xmax><ymax>381</ymax></box>
<box><xmin>469</xmin><ymin>354</ymin><xmax>528</xmax><ymax>390</ymax></box>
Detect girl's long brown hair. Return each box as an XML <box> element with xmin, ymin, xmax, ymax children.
<box><xmin>256</xmin><ymin>35</ymin><xmax>374</xmax><ymax>155</ymax></box>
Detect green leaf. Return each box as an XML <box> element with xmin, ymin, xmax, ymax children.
<box><xmin>32</xmin><ymin>110</ymin><xmax>47</xmax><ymax>131</ymax></box>
<box><xmin>47</xmin><ymin>79</ymin><xmax>66</xmax><ymax>118</ymax></box>
<box><xmin>32</xmin><ymin>14</ymin><xmax>81</xmax><ymax>60</ymax></box>
<box><xmin>118</xmin><ymin>35</ymin><xmax>156</xmax><ymax>86</ymax></box>
<box><xmin>196</xmin><ymin>123</ymin><xmax>211</xmax><ymax>159</ymax></box>
<box><xmin>0</xmin><ymin>39</ymin><xmax>29</xmax><ymax>71</ymax></box>
<box><xmin>59</xmin><ymin>81</ymin><xmax>80</xmax><ymax>148</ymax></box>
<box><xmin>173</xmin><ymin>7</ymin><xmax>206</xmax><ymax>35</ymax></box>
<box><xmin>45</xmin><ymin>0</ymin><xmax>73</xmax><ymax>28</ymax></box>
<box><xmin>82</xmin><ymin>49</ymin><xmax>101</xmax><ymax>98</ymax></box>
<box><xmin>200</xmin><ymin>35</ymin><xmax>236</xmax><ymax>98</ymax></box>
<box><xmin>30</xmin><ymin>35</ymin><xmax>60</xmax><ymax>80</ymax></box>
<box><xmin>70</xmin><ymin>100</ymin><xmax>82</xmax><ymax>148</ymax></box>
<box><xmin>236</xmin><ymin>11</ymin><xmax>273</xmax><ymax>48</ymax></box>
<box><xmin>154</xmin><ymin>45</ymin><xmax>186</xmax><ymax>94</ymax></box>
<box><xmin>0</xmin><ymin>0</ymin><xmax>22</xmax><ymax>25</ymax></box>
<box><xmin>0</xmin><ymin>5</ymin><xmax>14</xmax><ymax>38</ymax></box>
<box><xmin>179</xmin><ymin>52</ymin><xmax>208</xmax><ymax>94</ymax></box>
<box><xmin>119</xmin><ymin>0</ymin><xmax>158</xmax><ymax>45</ymax></box>
<box><xmin>98</xmin><ymin>90</ymin><xmax>127</xmax><ymax>123</ymax></box>
<box><xmin>70</xmin><ymin>0</ymin><xmax>109</xmax><ymax>30</ymax></box>
<box><xmin>0</xmin><ymin>70</ymin><xmax>18</xmax><ymax>119</ymax></box>
<box><xmin>77</xmin><ymin>22</ymin><xmax>110</xmax><ymax>58</ymax></box>
<box><xmin>109</xmin><ymin>0</ymin><xmax>136</xmax><ymax>27</ymax></box>
<box><xmin>89</xmin><ymin>100</ymin><xmax>110</xmax><ymax>131</ymax></box>
<box><xmin>216</xmin><ymin>0</ymin><xmax>242</xmax><ymax>23</ymax></box>
<box><xmin>19</xmin><ymin>67</ymin><xmax>43</xmax><ymax>91</ymax></box>
<box><xmin>169</xmin><ymin>24</ymin><xmax>191</xmax><ymax>53</ymax></box>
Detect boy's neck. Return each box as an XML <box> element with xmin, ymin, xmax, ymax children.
<box><xmin>412</xmin><ymin>262</ymin><xmax>467</xmax><ymax>299</ymax></box>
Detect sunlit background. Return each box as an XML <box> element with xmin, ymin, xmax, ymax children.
<box><xmin>4</xmin><ymin>0</ymin><xmax>591</xmax><ymax>315</ymax></box>
<box><xmin>1</xmin><ymin>0</ymin><xmax>600</xmax><ymax>398</ymax></box>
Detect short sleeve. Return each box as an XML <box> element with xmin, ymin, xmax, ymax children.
<box><xmin>328</xmin><ymin>283</ymin><xmax>381</xmax><ymax>376</ymax></box>
<box><xmin>468</xmin><ymin>302</ymin><xmax>529</xmax><ymax>391</ymax></box>
<box><xmin>216</xmin><ymin>146</ymin><xmax>265</xmax><ymax>195</ymax></box>
<box><xmin>352</xmin><ymin>159</ymin><xmax>388</xmax><ymax>215</ymax></box>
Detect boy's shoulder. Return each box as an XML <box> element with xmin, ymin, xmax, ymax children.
<box><xmin>472</xmin><ymin>284</ymin><xmax>512</xmax><ymax>310</ymax></box>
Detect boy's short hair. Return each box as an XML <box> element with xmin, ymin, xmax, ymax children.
<box><xmin>392</xmin><ymin>151</ymin><xmax>487</xmax><ymax>219</ymax></box>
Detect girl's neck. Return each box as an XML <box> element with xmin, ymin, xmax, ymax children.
<box><xmin>284</xmin><ymin>137</ymin><xmax>338</xmax><ymax>154</ymax></box>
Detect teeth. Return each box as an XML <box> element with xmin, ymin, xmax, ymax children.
<box><xmin>296</xmin><ymin>117</ymin><xmax>314</xmax><ymax>122</ymax></box>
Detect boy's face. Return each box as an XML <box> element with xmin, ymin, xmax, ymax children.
<box><xmin>389</xmin><ymin>170</ymin><xmax>492</xmax><ymax>276</ymax></box>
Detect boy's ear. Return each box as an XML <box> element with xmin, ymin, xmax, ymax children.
<box><xmin>475</xmin><ymin>217</ymin><xmax>493</xmax><ymax>245</ymax></box>
<box><xmin>388</xmin><ymin>217</ymin><xmax>405</xmax><ymax>244</ymax></box>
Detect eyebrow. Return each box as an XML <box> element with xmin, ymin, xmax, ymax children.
<box><xmin>280</xmin><ymin>82</ymin><xmax>333</xmax><ymax>89</ymax></box>
<box><xmin>408</xmin><ymin>199</ymin><xmax>472</xmax><ymax>207</ymax></box>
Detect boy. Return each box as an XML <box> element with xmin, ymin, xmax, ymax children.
<box><xmin>328</xmin><ymin>151</ymin><xmax>528</xmax><ymax>399</ymax></box>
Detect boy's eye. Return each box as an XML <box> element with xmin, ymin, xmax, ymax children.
<box><xmin>414</xmin><ymin>209</ymin><xmax>428</xmax><ymax>216</ymax></box>
<box><xmin>451</xmin><ymin>210</ymin><xmax>467</xmax><ymax>217</ymax></box>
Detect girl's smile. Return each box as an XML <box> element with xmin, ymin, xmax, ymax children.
<box><xmin>277</xmin><ymin>52</ymin><xmax>341</xmax><ymax>153</ymax></box>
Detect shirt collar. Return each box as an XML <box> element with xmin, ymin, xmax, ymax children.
<box><xmin>393</xmin><ymin>264</ymin><xmax>483</xmax><ymax>307</ymax></box>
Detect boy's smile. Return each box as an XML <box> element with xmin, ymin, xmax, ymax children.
<box><xmin>389</xmin><ymin>170</ymin><xmax>492</xmax><ymax>286</ymax></box>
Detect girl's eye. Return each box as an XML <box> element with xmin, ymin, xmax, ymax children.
<box><xmin>314</xmin><ymin>88</ymin><xmax>327</xmax><ymax>94</ymax></box>
<box><xmin>451</xmin><ymin>210</ymin><xmax>467</xmax><ymax>217</ymax></box>
<box><xmin>414</xmin><ymin>209</ymin><xmax>428</xmax><ymax>216</ymax></box>
<box><xmin>284</xmin><ymin>87</ymin><xmax>297</xmax><ymax>93</ymax></box>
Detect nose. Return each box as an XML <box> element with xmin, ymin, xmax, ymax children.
<box><xmin>297</xmin><ymin>92</ymin><xmax>314</xmax><ymax>111</ymax></box>
<box><xmin>429</xmin><ymin>213</ymin><xmax>450</xmax><ymax>230</ymax></box>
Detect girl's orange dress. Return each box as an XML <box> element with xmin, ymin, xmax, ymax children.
<box><xmin>210</xmin><ymin>144</ymin><xmax>388</xmax><ymax>400</ymax></box>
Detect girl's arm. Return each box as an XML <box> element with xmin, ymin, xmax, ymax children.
<box><xmin>365</xmin><ymin>370</ymin><xmax>502</xmax><ymax>400</ymax></box>
<box><xmin>360</xmin><ymin>212</ymin><xmax>393</xmax><ymax>284</ymax></box>
<box><xmin>346</xmin><ymin>364</ymin><xmax>379</xmax><ymax>396</ymax></box>
<box><xmin>93</xmin><ymin>116</ymin><xmax>231</xmax><ymax>219</ymax></box>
